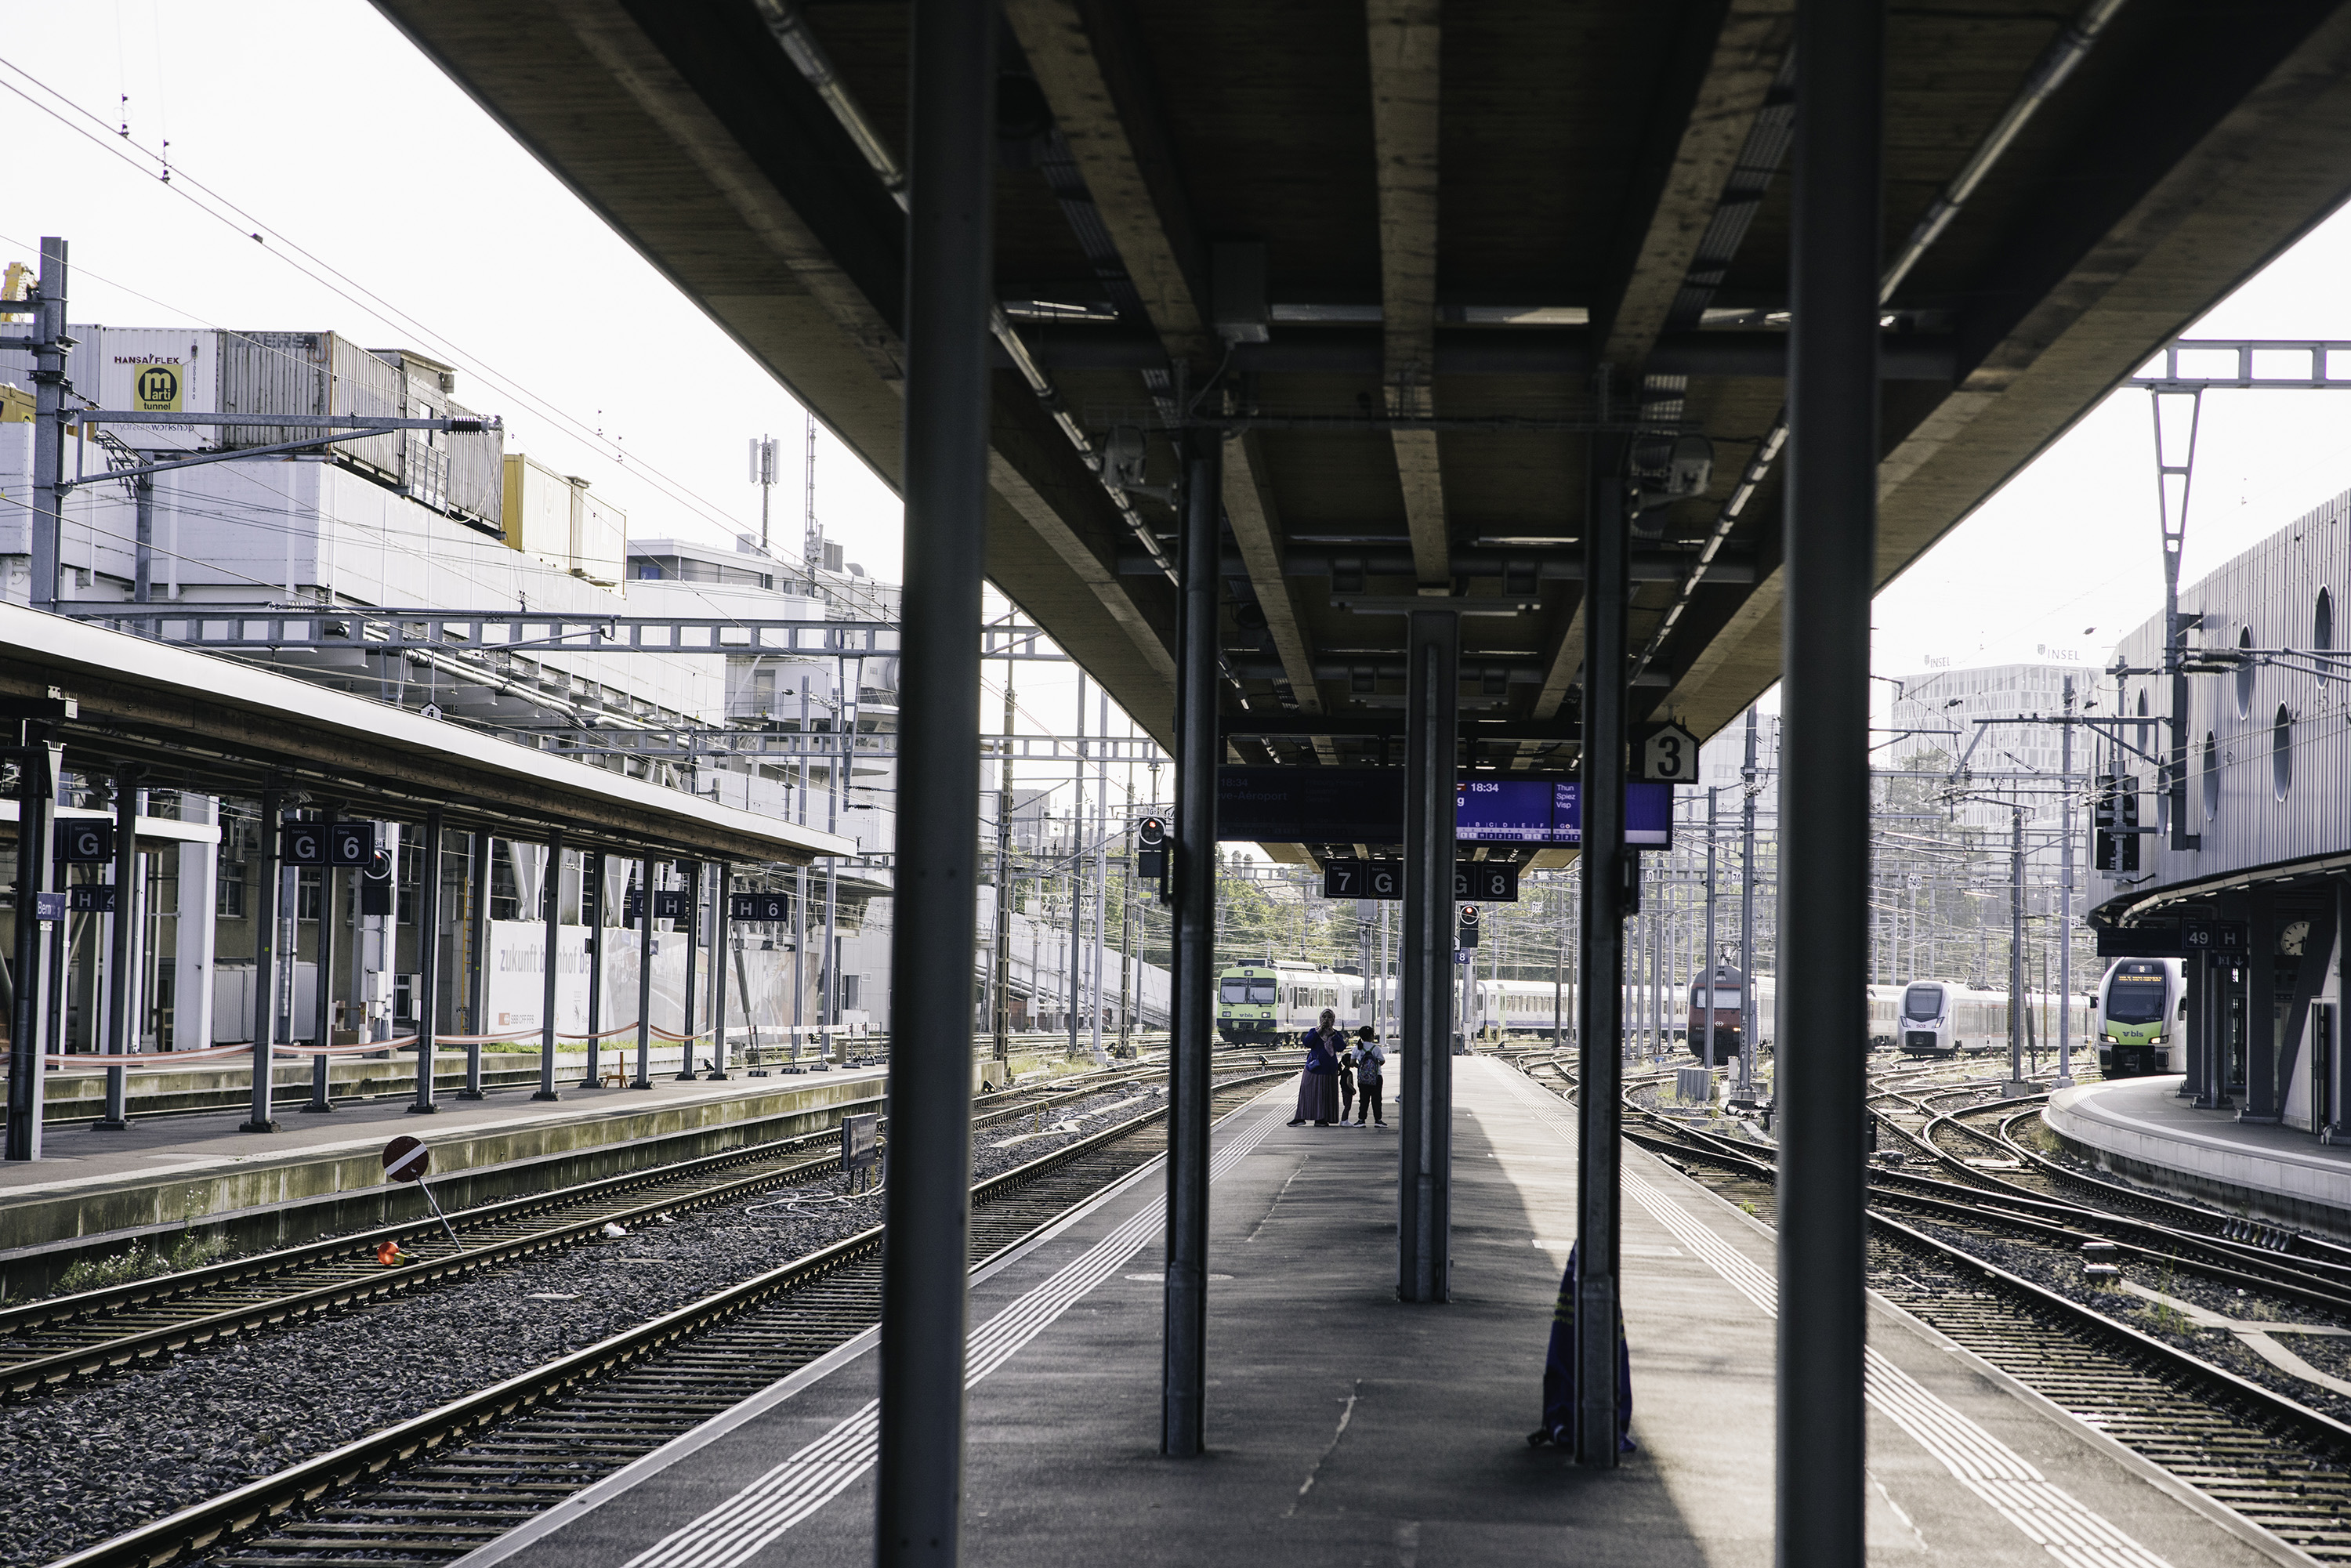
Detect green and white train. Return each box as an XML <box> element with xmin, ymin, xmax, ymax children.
<box><xmin>2092</xmin><ymin>958</ymin><xmax>2186</xmax><ymax>1077</ymax></box>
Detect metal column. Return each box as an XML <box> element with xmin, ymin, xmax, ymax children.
<box><xmin>677</xmin><ymin>861</ymin><xmax>703</xmax><ymax>1079</ymax></box>
<box><xmin>408</xmin><ymin>807</ymin><xmax>444</xmax><ymax>1114</ymax></box>
<box><xmin>1400</xmin><ymin>607</ymin><xmax>1458</xmax><ymax>1305</ymax></box>
<box><xmin>582</xmin><ymin>850</ymin><xmax>607</xmax><ymax>1088</ymax></box>
<box><xmin>1161</xmin><ymin>433</ymin><xmax>1223</xmax><ymax>1458</ymax></box>
<box><xmin>242</xmin><ymin>788</ymin><xmax>284</xmax><ymax>1133</ymax></box>
<box><xmin>1163</xmin><ymin>436</ymin><xmax>1222</xmax><ymax>1454</ymax></box>
<box><xmin>100</xmin><ymin>764</ymin><xmax>143</xmax><ymax>1129</ymax></box>
<box><xmin>2056</xmin><ymin>680</ymin><xmax>2076</xmax><ymax>1088</ymax></box>
<box><xmin>634</xmin><ymin>858</ymin><xmax>656</xmax><ymax>1089</ymax></box>
<box><xmin>462</xmin><ymin>830</ymin><xmax>491</xmax><ymax>1099</ymax></box>
<box><xmin>5</xmin><ymin>719</ymin><xmax>60</xmax><ymax>1161</ymax></box>
<box><xmin>1778</xmin><ymin>2</ymin><xmax>1882</xmax><ymax>1558</ymax></box>
<box><xmin>2182</xmin><ymin>953</ymin><xmax>2209</xmax><ymax>1103</ymax></box>
<box><xmin>2247</xmin><ymin>888</ymin><xmax>2279</xmax><ymax>1121</ymax></box>
<box><xmin>875</xmin><ymin>5</ymin><xmax>993</xmax><ymax>1558</ymax></box>
<box><xmin>1575</xmin><ymin>435</ymin><xmax>1628</xmax><ymax>1463</ymax></box>
<box><xmin>1704</xmin><ymin>788</ymin><xmax>1718</xmax><ymax>1074</ymax></box>
<box><xmin>536</xmin><ymin>831</ymin><xmax>563</xmax><ymax>1101</ymax></box>
<box><xmin>28</xmin><ymin>237</ymin><xmax>67</xmax><ymax>615</ymax></box>
<box><xmin>304</xmin><ymin>803</ymin><xmax>338</xmax><ymax>1115</ymax></box>
<box><xmin>1739</xmin><ymin>709</ymin><xmax>1761</xmax><ymax>1098</ymax></box>
<box><xmin>2008</xmin><ymin>807</ymin><xmax>2027</xmax><ymax>1088</ymax></box>
<box><xmin>709</xmin><ymin>863</ymin><xmax>731</xmax><ymax>1078</ymax></box>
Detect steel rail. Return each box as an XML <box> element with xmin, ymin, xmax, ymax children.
<box><xmin>1</xmin><ymin>1061</ymin><xmax>1184</xmax><ymax>1394</ymax></box>
<box><xmin>48</xmin><ymin>1073</ymin><xmax>1282</xmax><ymax>1568</ymax></box>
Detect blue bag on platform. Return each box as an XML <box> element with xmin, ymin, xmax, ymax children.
<box><xmin>1534</xmin><ymin>1241</ymin><xmax>1634</xmax><ymax>1451</ymax></box>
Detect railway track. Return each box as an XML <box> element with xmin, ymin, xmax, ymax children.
<box><xmin>1536</xmin><ymin>1059</ymin><xmax>2351</xmax><ymax>1559</ymax></box>
<box><xmin>0</xmin><ymin>1058</ymin><xmax>1190</xmax><ymax>1400</ymax></box>
<box><xmin>48</xmin><ymin>1070</ymin><xmax>1281</xmax><ymax>1568</ymax></box>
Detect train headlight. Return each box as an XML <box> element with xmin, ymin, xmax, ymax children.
<box><xmin>2103</xmin><ymin>1034</ymin><xmax>2118</xmax><ymax>1044</ymax></box>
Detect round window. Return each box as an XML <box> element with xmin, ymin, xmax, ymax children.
<box><xmin>2274</xmin><ymin>704</ymin><xmax>2293</xmax><ymax>799</ymax></box>
<box><xmin>2236</xmin><ymin>626</ymin><xmax>2256</xmax><ymax>717</ymax></box>
<box><xmin>2203</xmin><ymin>731</ymin><xmax>2221</xmax><ymax>820</ymax></box>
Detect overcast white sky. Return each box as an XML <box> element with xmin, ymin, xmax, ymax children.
<box><xmin>7</xmin><ymin>2</ymin><xmax>2349</xmax><ymax>763</ymax></box>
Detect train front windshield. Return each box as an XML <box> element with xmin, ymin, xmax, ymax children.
<box><xmin>1221</xmin><ymin>978</ymin><xmax>1276</xmax><ymax>1005</ymax></box>
<box><xmin>1902</xmin><ymin>985</ymin><xmax>1943</xmax><ymax>1020</ymax></box>
<box><xmin>2106</xmin><ymin>972</ymin><xmax>2168</xmax><ymax>1024</ymax></box>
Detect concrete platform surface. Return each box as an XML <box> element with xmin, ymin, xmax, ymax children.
<box><xmin>0</xmin><ymin>1066</ymin><xmax>889</xmax><ymax>1289</ymax></box>
<box><xmin>2047</xmin><ymin>1075</ymin><xmax>2351</xmax><ymax>1233</ymax></box>
<box><xmin>458</xmin><ymin>1058</ymin><xmax>2286</xmax><ymax>1568</ymax></box>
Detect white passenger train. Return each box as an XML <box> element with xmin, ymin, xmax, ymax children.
<box><xmin>1893</xmin><ymin>978</ymin><xmax>2096</xmax><ymax>1059</ymax></box>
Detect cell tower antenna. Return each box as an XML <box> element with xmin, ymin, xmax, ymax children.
<box><xmin>803</xmin><ymin>411</ymin><xmax>821</xmax><ymax>588</ymax></box>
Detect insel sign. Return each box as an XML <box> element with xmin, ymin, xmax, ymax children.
<box><xmin>1216</xmin><ymin>768</ymin><xmax>1672</xmax><ymax>848</ymax></box>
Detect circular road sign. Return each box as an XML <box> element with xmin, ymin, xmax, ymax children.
<box><xmin>382</xmin><ymin>1135</ymin><xmax>431</xmax><ymax>1184</ymax></box>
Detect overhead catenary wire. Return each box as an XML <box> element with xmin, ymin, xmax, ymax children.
<box><xmin>0</xmin><ymin>63</ymin><xmax>823</xmax><ymax>578</ymax></box>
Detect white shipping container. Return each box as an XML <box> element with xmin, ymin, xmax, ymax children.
<box><xmin>85</xmin><ymin>327</ymin><xmax>221</xmax><ymax>452</ymax></box>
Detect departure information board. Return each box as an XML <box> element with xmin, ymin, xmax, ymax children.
<box><xmin>1454</xmin><ymin>779</ymin><xmax>1553</xmax><ymax>842</ymax></box>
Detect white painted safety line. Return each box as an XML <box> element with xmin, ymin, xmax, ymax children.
<box><xmin>1491</xmin><ymin>1063</ymin><xmax>2177</xmax><ymax>1568</ymax></box>
<box><xmin>624</xmin><ymin>1100</ymin><xmax>1296</xmax><ymax>1568</ymax></box>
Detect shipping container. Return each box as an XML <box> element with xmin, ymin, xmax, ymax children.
<box><xmin>218</xmin><ymin>330</ymin><xmax>404</xmax><ymax>478</ymax></box>
<box><xmin>374</xmin><ymin>348</ymin><xmax>502</xmax><ymax>531</ymax></box>
<box><xmin>501</xmin><ymin>452</ymin><xmax>623</xmax><ymax>583</ymax></box>
<box><xmin>85</xmin><ymin>328</ymin><xmax>222</xmax><ymax>452</ymax></box>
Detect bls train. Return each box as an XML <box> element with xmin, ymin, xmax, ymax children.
<box><xmin>2092</xmin><ymin>958</ymin><xmax>2186</xmax><ymax>1077</ymax></box>
<box><xmin>1216</xmin><ymin>961</ymin><xmax>1363</xmax><ymax>1043</ymax></box>
<box><xmin>1894</xmin><ymin>978</ymin><xmax>2096</xmax><ymax>1059</ymax></box>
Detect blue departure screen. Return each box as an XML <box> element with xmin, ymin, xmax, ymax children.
<box><xmin>1455</xmin><ymin>780</ymin><xmax>1552</xmax><ymax>842</ymax></box>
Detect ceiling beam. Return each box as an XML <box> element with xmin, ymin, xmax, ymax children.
<box><xmin>1223</xmin><ymin>433</ymin><xmax>1328</xmax><ymax>719</ymax></box>
<box><xmin>1367</xmin><ymin>0</ymin><xmax>1447</xmax><ymax>588</ymax></box>
<box><xmin>1005</xmin><ymin>0</ymin><xmax>1215</xmax><ymax>365</ymax></box>
<box><xmin>1596</xmin><ymin>0</ymin><xmax>1795</xmax><ymax>372</ymax></box>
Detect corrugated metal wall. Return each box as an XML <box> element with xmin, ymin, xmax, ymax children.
<box><xmin>2098</xmin><ymin>490</ymin><xmax>2351</xmax><ymax>904</ymax></box>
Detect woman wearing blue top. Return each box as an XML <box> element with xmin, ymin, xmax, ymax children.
<box><xmin>1287</xmin><ymin>1009</ymin><xmax>1345</xmax><ymax>1126</ymax></box>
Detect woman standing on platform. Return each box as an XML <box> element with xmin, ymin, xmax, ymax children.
<box><xmin>1288</xmin><ymin>1009</ymin><xmax>1345</xmax><ymax>1125</ymax></box>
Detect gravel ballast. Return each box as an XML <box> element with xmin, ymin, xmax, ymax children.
<box><xmin>0</xmin><ymin>1077</ymin><xmax>1218</xmax><ymax>1568</ymax></box>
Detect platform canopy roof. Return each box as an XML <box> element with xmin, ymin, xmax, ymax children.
<box><xmin>377</xmin><ymin>0</ymin><xmax>2351</xmax><ymax>818</ymax></box>
<box><xmin>0</xmin><ymin>607</ymin><xmax>853</xmax><ymax>867</ymax></box>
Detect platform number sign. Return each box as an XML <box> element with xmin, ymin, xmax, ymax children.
<box><xmin>60</xmin><ymin>821</ymin><xmax>114</xmax><ymax>863</ymax></box>
<box><xmin>731</xmin><ymin>893</ymin><xmax>791</xmax><ymax>922</ymax></box>
<box><xmin>1324</xmin><ymin>859</ymin><xmax>1406</xmax><ymax>900</ymax></box>
<box><xmin>281</xmin><ymin>823</ymin><xmax>328</xmax><ymax>866</ymax></box>
<box><xmin>2181</xmin><ymin>919</ymin><xmax>2249</xmax><ymax>955</ymax></box>
<box><xmin>654</xmin><ymin>889</ymin><xmax>690</xmax><ymax>921</ymax></box>
<box><xmin>67</xmin><ymin>885</ymin><xmax>118</xmax><ymax>914</ymax></box>
<box><xmin>1634</xmin><ymin>721</ymin><xmax>1700</xmax><ymax>784</ymax></box>
<box><xmin>329</xmin><ymin>821</ymin><xmax>381</xmax><ymax>868</ymax></box>
<box><xmin>1454</xmin><ymin>862</ymin><xmax>1520</xmax><ymax>902</ymax></box>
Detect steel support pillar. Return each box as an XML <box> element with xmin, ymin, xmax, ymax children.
<box><xmin>678</xmin><ymin>860</ymin><xmax>702</xmax><ymax>1079</ymax></box>
<box><xmin>875</xmin><ymin>6</ymin><xmax>993</xmax><ymax>1560</ymax></box>
<box><xmin>535</xmin><ymin>831</ymin><xmax>563</xmax><ymax>1101</ymax></box>
<box><xmin>2245</xmin><ymin>887</ymin><xmax>2280</xmax><ymax>1121</ymax></box>
<box><xmin>462</xmin><ymin>830</ymin><xmax>491</xmax><ymax>1099</ymax></box>
<box><xmin>708</xmin><ymin>862</ymin><xmax>731</xmax><ymax>1078</ymax></box>
<box><xmin>303</xmin><ymin>803</ymin><xmax>338</xmax><ymax>1114</ymax></box>
<box><xmin>1163</xmin><ymin>435</ymin><xmax>1222</xmax><ymax>1455</ymax></box>
<box><xmin>2181</xmin><ymin>953</ymin><xmax>2208</xmax><ymax>1102</ymax></box>
<box><xmin>583</xmin><ymin>850</ymin><xmax>607</xmax><ymax>1087</ymax></box>
<box><xmin>1400</xmin><ymin>608</ymin><xmax>1458</xmax><ymax>1305</ymax></box>
<box><xmin>1575</xmin><ymin>435</ymin><xmax>1629</xmax><ymax>1462</ymax></box>
<box><xmin>243</xmin><ymin>787</ymin><xmax>284</xmax><ymax>1133</ymax></box>
<box><xmin>5</xmin><ymin>724</ymin><xmax>62</xmax><ymax>1161</ymax></box>
<box><xmin>634</xmin><ymin>858</ymin><xmax>655</xmax><ymax>1089</ymax></box>
<box><xmin>1779</xmin><ymin>3</ymin><xmax>1882</xmax><ymax>1561</ymax></box>
<box><xmin>99</xmin><ymin>763</ymin><xmax>143</xmax><ymax>1129</ymax></box>
<box><xmin>28</xmin><ymin>237</ymin><xmax>67</xmax><ymax>616</ymax></box>
<box><xmin>408</xmin><ymin>807</ymin><xmax>444</xmax><ymax>1114</ymax></box>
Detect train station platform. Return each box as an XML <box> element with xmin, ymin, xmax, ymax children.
<box><xmin>458</xmin><ymin>1058</ymin><xmax>2288</xmax><ymax>1568</ymax></box>
<box><xmin>2046</xmin><ymin>1076</ymin><xmax>2351</xmax><ymax>1240</ymax></box>
<box><xmin>0</xmin><ymin>1064</ymin><xmax>890</xmax><ymax>1297</ymax></box>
